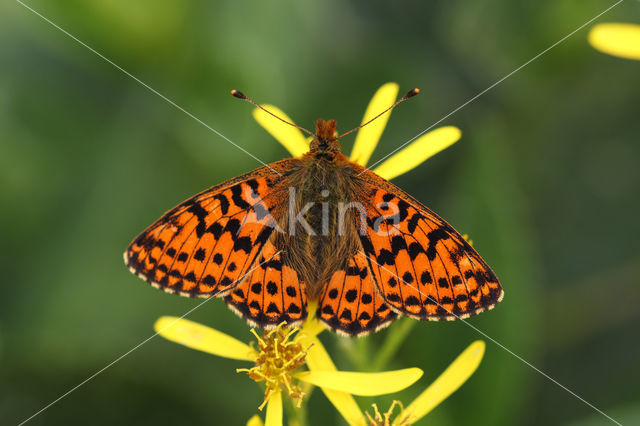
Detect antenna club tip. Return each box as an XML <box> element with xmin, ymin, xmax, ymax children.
<box><xmin>406</xmin><ymin>88</ymin><xmax>420</xmax><ymax>98</ymax></box>
<box><xmin>231</xmin><ymin>89</ymin><xmax>247</xmax><ymax>99</ymax></box>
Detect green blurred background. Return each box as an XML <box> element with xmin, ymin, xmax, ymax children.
<box><xmin>2</xmin><ymin>1</ymin><xmax>639</xmax><ymax>425</ymax></box>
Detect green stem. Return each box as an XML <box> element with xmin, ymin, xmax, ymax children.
<box><xmin>353</xmin><ymin>335</ymin><xmax>372</xmax><ymax>371</ymax></box>
<box><xmin>371</xmin><ymin>317</ymin><xmax>416</xmax><ymax>371</ymax></box>
<box><xmin>285</xmin><ymin>393</ymin><xmax>309</xmax><ymax>426</ymax></box>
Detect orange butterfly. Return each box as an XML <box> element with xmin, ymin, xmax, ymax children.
<box><xmin>125</xmin><ymin>87</ymin><xmax>503</xmax><ymax>336</ymax></box>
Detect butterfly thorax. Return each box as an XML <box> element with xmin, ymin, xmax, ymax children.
<box><xmin>270</xmin><ymin>119</ymin><xmax>364</xmax><ymax>299</ymax></box>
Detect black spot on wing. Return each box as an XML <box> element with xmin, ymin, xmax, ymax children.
<box><xmin>426</xmin><ymin>227</ymin><xmax>451</xmax><ymax>260</ymax></box>
<box><xmin>231</xmin><ymin>184</ymin><xmax>251</xmax><ymax>210</ymax></box>
<box><xmin>376</xmin><ymin>249</ymin><xmax>395</xmax><ymax>266</ymax></box>
<box><xmin>246</xmin><ymin>179</ymin><xmax>260</xmax><ymax>194</ymax></box>
<box><xmin>225</xmin><ymin>219</ymin><xmax>241</xmax><ymax>236</ymax></box>
<box><xmin>405</xmin><ymin>296</ymin><xmax>420</xmax><ymax>306</ymax></box>
<box><xmin>187</xmin><ymin>203</ymin><xmax>209</xmax><ymax>238</ymax></box>
<box><xmin>346</xmin><ymin>266</ymin><xmax>360</xmax><ymax>276</ymax></box>
<box><xmin>255</xmin><ymin>228</ymin><xmax>273</xmax><ymax>246</ymax></box>
<box><xmin>194</xmin><ymin>248</ymin><xmax>206</xmax><ymax>261</ymax></box>
<box><xmin>287</xmin><ymin>303</ymin><xmax>301</xmax><ymax>314</ymax></box>
<box><xmin>233</xmin><ymin>236</ymin><xmax>252</xmax><ymax>253</ymax></box>
<box><xmin>206</xmin><ymin>222</ymin><xmax>224</xmax><ymax>239</ymax></box>
<box><xmin>360</xmin><ymin>237</ymin><xmax>375</xmax><ymax>255</ymax></box>
<box><xmin>266</xmin><ymin>281</ymin><xmax>278</xmax><ymax>295</ymax></box>
<box><xmin>340</xmin><ymin>309</ymin><xmax>352</xmax><ymax>320</ymax></box>
<box><xmin>264</xmin><ymin>259</ymin><xmax>283</xmax><ymax>271</ymax></box>
<box><xmin>397</xmin><ymin>200</ymin><xmax>410</xmax><ymax>222</ymax></box>
<box><xmin>390</xmin><ymin>235</ymin><xmax>407</xmax><ymax>254</ymax></box>
<box><xmin>214</xmin><ymin>194</ymin><xmax>230</xmax><ymax>215</ymax></box>
<box><xmin>286</xmin><ymin>286</ymin><xmax>297</xmax><ymax>297</ymax></box>
<box><xmin>408</xmin><ymin>242</ymin><xmax>423</xmax><ymax>260</ymax></box>
<box><xmin>202</xmin><ymin>275</ymin><xmax>216</xmax><ymax>286</ymax></box>
<box><xmin>407</xmin><ymin>214</ymin><xmax>421</xmax><ymax>233</ymax></box>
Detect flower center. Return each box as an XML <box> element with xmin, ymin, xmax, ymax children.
<box><xmin>237</xmin><ymin>323</ymin><xmax>308</xmax><ymax>410</ymax></box>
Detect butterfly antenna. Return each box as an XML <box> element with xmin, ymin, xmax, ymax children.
<box><xmin>337</xmin><ymin>88</ymin><xmax>420</xmax><ymax>140</ymax></box>
<box><xmin>231</xmin><ymin>89</ymin><xmax>315</xmax><ymax>137</ymax></box>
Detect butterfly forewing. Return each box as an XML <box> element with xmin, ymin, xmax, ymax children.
<box><xmin>124</xmin><ymin>160</ymin><xmax>295</xmax><ymax>298</ymax></box>
<box><xmin>354</xmin><ymin>170</ymin><xmax>503</xmax><ymax>321</ymax></box>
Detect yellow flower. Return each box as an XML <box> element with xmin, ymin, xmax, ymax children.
<box><xmin>296</xmin><ymin>320</ymin><xmax>486</xmax><ymax>426</ymax></box>
<box><xmin>589</xmin><ymin>22</ymin><xmax>640</xmax><ymax>60</ymax></box>
<box><xmin>242</xmin><ymin>338</ymin><xmax>486</xmax><ymax>426</ymax></box>
<box><xmin>358</xmin><ymin>340</ymin><xmax>485</xmax><ymax>425</ymax></box>
<box><xmin>391</xmin><ymin>340</ymin><xmax>485</xmax><ymax>425</ymax></box>
<box><xmin>253</xmin><ymin>82</ymin><xmax>461</xmax><ymax>180</ymax></box>
<box><xmin>589</xmin><ymin>0</ymin><xmax>640</xmax><ymax>62</ymax></box>
<box><xmin>154</xmin><ymin>310</ymin><xmax>423</xmax><ymax>426</ymax></box>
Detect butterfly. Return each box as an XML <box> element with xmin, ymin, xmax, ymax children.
<box><xmin>124</xmin><ymin>88</ymin><xmax>503</xmax><ymax>336</ymax></box>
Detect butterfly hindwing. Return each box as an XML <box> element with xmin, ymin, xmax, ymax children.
<box><xmin>318</xmin><ymin>251</ymin><xmax>398</xmax><ymax>336</ymax></box>
<box><xmin>124</xmin><ymin>161</ymin><xmax>294</xmax><ymax>297</ymax></box>
<box><xmin>355</xmin><ymin>173</ymin><xmax>503</xmax><ymax>320</ymax></box>
<box><xmin>224</xmin><ymin>242</ymin><xmax>307</xmax><ymax>328</ymax></box>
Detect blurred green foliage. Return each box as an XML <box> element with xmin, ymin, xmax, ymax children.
<box><xmin>2</xmin><ymin>1</ymin><xmax>639</xmax><ymax>425</ymax></box>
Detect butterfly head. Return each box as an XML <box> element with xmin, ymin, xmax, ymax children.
<box><xmin>310</xmin><ymin>118</ymin><xmax>342</xmax><ymax>154</ymax></box>
<box><xmin>231</xmin><ymin>87</ymin><xmax>420</xmax><ymax>159</ymax></box>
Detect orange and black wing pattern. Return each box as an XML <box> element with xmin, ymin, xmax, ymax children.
<box><xmin>124</xmin><ymin>161</ymin><xmax>293</xmax><ymax>299</ymax></box>
<box><xmin>317</xmin><ymin>251</ymin><xmax>397</xmax><ymax>336</ymax></box>
<box><xmin>355</xmin><ymin>173</ymin><xmax>503</xmax><ymax>321</ymax></box>
<box><xmin>225</xmin><ymin>242</ymin><xmax>307</xmax><ymax>328</ymax></box>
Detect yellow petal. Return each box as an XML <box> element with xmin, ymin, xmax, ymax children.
<box><xmin>265</xmin><ymin>390</ymin><xmax>283</xmax><ymax>426</ymax></box>
<box><xmin>372</xmin><ymin>126</ymin><xmax>461</xmax><ymax>181</ymax></box>
<box><xmin>350</xmin><ymin>83</ymin><xmax>400</xmax><ymax>166</ymax></box>
<box><xmin>294</xmin><ymin>367</ymin><xmax>422</xmax><ymax>396</ymax></box>
<box><xmin>154</xmin><ymin>316</ymin><xmax>255</xmax><ymax>361</ymax></box>
<box><xmin>246</xmin><ymin>414</ymin><xmax>264</xmax><ymax>426</ymax></box>
<box><xmin>297</xmin><ymin>336</ymin><xmax>365</xmax><ymax>426</ymax></box>
<box><xmin>589</xmin><ymin>23</ymin><xmax>640</xmax><ymax>61</ymax></box>
<box><xmin>394</xmin><ymin>341</ymin><xmax>485</xmax><ymax>425</ymax></box>
<box><xmin>253</xmin><ymin>105</ymin><xmax>309</xmax><ymax>157</ymax></box>
<box><xmin>298</xmin><ymin>335</ymin><xmax>335</xmax><ymax>372</ymax></box>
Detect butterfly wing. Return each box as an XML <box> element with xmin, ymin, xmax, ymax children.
<box><xmin>224</xmin><ymin>241</ymin><xmax>307</xmax><ymax>328</ymax></box>
<box><xmin>355</xmin><ymin>171</ymin><xmax>503</xmax><ymax>320</ymax></box>
<box><xmin>124</xmin><ymin>160</ymin><xmax>295</xmax><ymax>298</ymax></box>
<box><xmin>317</xmin><ymin>251</ymin><xmax>397</xmax><ymax>336</ymax></box>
